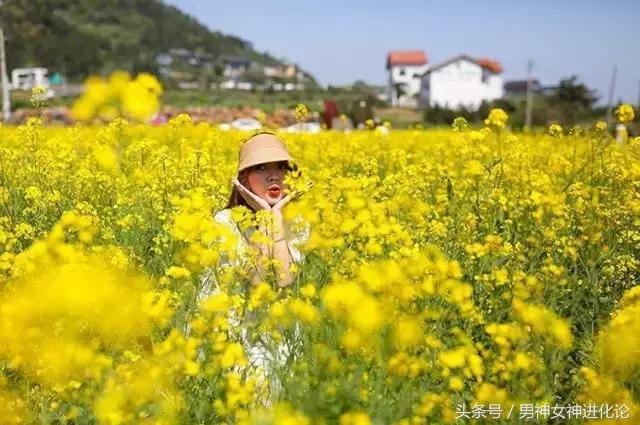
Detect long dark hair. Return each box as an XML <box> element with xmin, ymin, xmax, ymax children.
<box><xmin>224</xmin><ymin>171</ymin><xmax>255</xmax><ymax>212</ymax></box>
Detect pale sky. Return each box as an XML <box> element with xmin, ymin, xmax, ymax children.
<box><xmin>166</xmin><ymin>0</ymin><xmax>640</xmax><ymax>105</ymax></box>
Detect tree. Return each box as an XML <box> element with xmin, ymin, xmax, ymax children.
<box><xmin>547</xmin><ymin>75</ymin><xmax>599</xmax><ymax>125</ymax></box>
<box><xmin>550</xmin><ymin>75</ymin><xmax>599</xmax><ymax>108</ymax></box>
<box><xmin>351</xmin><ymin>80</ymin><xmax>370</xmax><ymax>92</ymax></box>
<box><xmin>0</xmin><ymin>0</ymin><xmax>317</xmax><ymax>82</ymax></box>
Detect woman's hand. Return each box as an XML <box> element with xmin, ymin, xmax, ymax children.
<box><xmin>272</xmin><ymin>181</ymin><xmax>314</xmax><ymax>212</ymax></box>
<box><xmin>233</xmin><ymin>177</ymin><xmax>313</xmax><ymax>213</ymax></box>
<box><xmin>234</xmin><ymin>179</ymin><xmax>313</xmax><ymax>289</ymax></box>
<box><xmin>232</xmin><ymin>177</ymin><xmax>271</xmax><ymax>211</ymax></box>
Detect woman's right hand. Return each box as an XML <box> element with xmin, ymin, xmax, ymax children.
<box><xmin>232</xmin><ymin>177</ymin><xmax>272</xmax><ymax>211</ymax></box>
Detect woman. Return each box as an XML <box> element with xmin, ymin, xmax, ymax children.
<box><xmin>197</xmin><ymin>132</ymin><xmax>311</xmax><ymax>405</ymax></box>
<box><xmin>199</xmin><ymin>131</ymin><xmax>312</xmax><ymax>300</ymax></box>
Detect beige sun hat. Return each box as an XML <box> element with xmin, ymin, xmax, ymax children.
<box><xmin>238</xmin><ymin>132</ymin><xmax>294</xmax><ymax>172</ymax></box>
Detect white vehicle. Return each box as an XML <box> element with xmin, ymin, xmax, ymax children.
<box><xmin>230</xmin><ymin>118</ymin><xmax>263</xmax><ymax>131</ymax></box>
<box><xmin>11</xmin><ymin>67</ymin><xmax>49</xmax><ymax>91</ymax></box>
<box><xmin>282</xmin><ymin>122</ymin><xmax>322</xmax><ymax>134</ymax></box>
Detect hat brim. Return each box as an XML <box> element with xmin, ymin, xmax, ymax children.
<box><xmin>238</xmin><ymin>147</ymin><xmax>294</xmax><ymax>172</ymax></box>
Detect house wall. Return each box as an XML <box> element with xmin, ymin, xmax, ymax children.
<box><xmin>263</xmin><ymin>66</ymin><xmax>282</xmax><ymax>77</ymax></box>
<box><xmin>419</xmin><ymin>59</ymin><xmax>503</xmax><ymax>110</ymax></box>
<box><xmin>223</xmin><ymin>63</ymin><xmax>250</xmax><ymax>78</ymax></box>
<box><xmin>485</xmin><ymin>74</ymin><xmax>503</xmax><ymax>101</ymax></box>
<box><xmin>388</xmin><ymin>64</ymin><xmax>428</xmax><ymax>108</ymax></box>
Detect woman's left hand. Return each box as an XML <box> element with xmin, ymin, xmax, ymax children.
<box><xmin>272</xmin><ymin>181</ymin><xmax>314</xmax><ymax>212</ymax></box>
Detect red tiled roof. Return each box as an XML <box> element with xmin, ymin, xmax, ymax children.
<box><xmin>387</xmin><ymin>50</ymin><xmax>428</xmax><ymax>68</ymax></box>
<box><xmin>476</xmin><ymin>58</ymin><xmax>503</xmax><ymax>74</ymax></box>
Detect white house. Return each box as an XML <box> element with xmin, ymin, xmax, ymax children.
<box><xmin>263</xmin><ymin>64</ymin><xmax>298</xmax><ymax>78</ymax></box>
<box><xmin>419</xmin><ymin>54</ymin><xmax>503</xmax><ymax>110</ymax></box>
<box><xmin>386</xmin><ymin>50</ymin><xmax>428</xmax><ymax>108</ymax></box>
<box><xmin>263</xmin><ymin>65</ymin><xmax>282</xmax><ymax>78</ymax></box>
<box><xmin>219</xmin><ymin>78</ymin><xmax>254</xmax><ymax>91</ymax></box>
<box><xmin>222</xmin><ymin>56</ymin><xmax>252</xmax><ymax>78</ymax></box>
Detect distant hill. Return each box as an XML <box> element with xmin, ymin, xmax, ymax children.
<box><xmin>0</xmin><ymin>0</ymin><xmax>312</xmax><ymax>83</ymax></box>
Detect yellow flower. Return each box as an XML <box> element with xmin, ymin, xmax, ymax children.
<box><xmin>339</xmin><ymin>411</ymin><xmax>371</xmax><ymax>425</ymax></box>
<box><xmin>350</xmin><ymin>297</ymin><xmax>383</xmax><ymax>334</ymax></box>
<box><xmin>200</xmin><ymin>293</ymin><xmax>230</xmax><ymax>314</ymax></box>
<box><xmin>448</xmin><ymin>376</ymin><xmax>464</xmax><ymax>391</ymax></box>
<box><xmin>484</xmin><ymin>108</ymin><xmax>508</xmax><ymax>128</ymax></box>
<box><xmin>270</xmin><ymin>403</ymin><xmax>311</xmax><ymax>425</ymax></box>
<box><xmin>70</xmin><ymin>70</ymin><xmax>163</xmax><ymax>122</ymax></box>
<box><xmin>249</xmin><ymin>282</ymin><xmax>277</xmax><ymax>309</ymax></box>
<box><xmin>270</xmin><ymin>301</ymin><xmax>287</xmax><ymax>320</ymax></box>
<box><xmin>220</xmin><ymin>343</ymin><xmax>247</xmax><ymax>369</ymax></box>
<box><xmin>452</xmin><ymin>117</ymin><xmax>469</xmax><ymax>132</ymax></box>
<box><xmin>94</xmin><ymin>144</ymin><xmax>119</xmax><ymax>171</ymax></box>
<box><xmin>30</xmin><ymin>85</ymin><xmax>48</xmax><ymax>107</ymax></box>
<box><xmin>288</xmin><ymin>299</ymin><xmax>320</xmax><ymax>325</ymax></box>
<box><xmin>108</xmin><ymin>70</ymin><xmax>132</xmax><ymax>92</ymax></box>
<box><xmin>121</xmin><ymin>80</ymin><xmax>160</xmax><ymax>121</ymax></box>
<box><xmin>70</xmin><ymin>97</ymin><xmax>96</xmax><ymax>121</ymax></box>
<box><xmin>464</xmin><ymin>160</ymin><xmax>485</xmax><ymax>177</ymax></box>
<box><xmin>438</xmin><ymin>347</ymin><xmax>467</xmax><ymax>369</ymax></box>
<box><xmin>475</xmin><ymin>383</ymin><xmax>508</xmax><ymax>405</ymax></box>
<box><xmin>392</xmin><ymin>318</ymin><xmax>423</xmax><ymax>349</ymax></box>
<box><xmin>135</xmin><ymin>72</ymin><xmax>163</xmax><ymax>96</ymax></box>
<box><xmin>322</xmin><ymin>282</ymin><xmax>365</xmax><ymax>318</ymax></box>
<box><xmin>596</xmin><ymin>286</ymin><xmax>640</xmax><ymax>379</ymax></box>
<box><xmin>548</xmin><ymin>123</ymin><xmax>563</xmax><ymax>137</ymax></box>
<box><xmin>294</xmin><ymin>103</ymin><xmax>309</xmax><ymax>122</ymax></box>
<box><xmin>512</xmin><ymin>299</ymin><xmax>573</xmax><ymax>348</ymax></box>
<box><xmin>300</xmin><ymin>283</ymin><xmax>317</xmax><ymax>299</ymax></box>
<box><xmin>4</xmin><ymin>94</ymin><xmax>640</xmax><ymax>421</ymax></box>
<box><xmin>615</xmin><ymin>103</ymin><xmax>635</xmax><ymax>123</ymax></box>
<box><xmin>341</xmin><ymin>328</ymin><xmax>363</xmax><ymax>353</ymax></box>
<box><xmin>595</xmin><ymin>121</ymin><xmax>608</xmax><ymax>131</ymax></box>
<box><xmin>165</xmin><ymin>266</ymin><xmax>192</xmax><ymax>280</ymax></box>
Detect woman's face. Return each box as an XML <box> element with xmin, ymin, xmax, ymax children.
<box><xmin>242</xmin><ymin>161</ymin><xmax>290</xmax><ymax>206</ymax></box>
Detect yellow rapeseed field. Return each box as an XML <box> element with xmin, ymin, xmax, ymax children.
<box><xmin>0</xmin><ymin>105</ymin><xmax>639</xmax><ymax>424</ymax></box>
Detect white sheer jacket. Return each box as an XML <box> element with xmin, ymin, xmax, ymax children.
<box><xmin>192</xmin><ymin>209</ymin><xmax>310</xmax><ymax>404</ymax></box>
<box><xmin>198</xmin><ymin>208</ymin><xmax>311</xmax><ymax>302</ymax></box>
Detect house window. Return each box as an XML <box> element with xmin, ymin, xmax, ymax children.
<box><xmin>482</xmin><ymin>69</ymin><xmax>490</xmax><ymax>84</ymax></box>
<box><xmin>399</xmin><ymin>68</ymin><xmax>405</xmax><ymax>76</ymax></box>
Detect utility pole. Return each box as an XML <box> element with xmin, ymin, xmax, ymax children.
<box><xmin>0</xmin><ymin>26</ymin><xmax>10</xmax><ymax>123</ymax></box>
<box><xmin>524</xmin><ymin>60</ymin><xmax>534</xmax><ymax>130</ymax></box>
<box><xmin>605</xmin><ymin>65</ymin><xmax>617</xmax><ymax>127</ymax></box>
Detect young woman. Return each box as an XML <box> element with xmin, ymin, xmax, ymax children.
<box><xmin>199</xmin><ymin>131</ymin><xmax>312</xmax><ymax>300</ymax></box>
<box><xmin>196</xmin><ymin>132</ymin><xmax>311</xmax><ymax>405</ymax></box>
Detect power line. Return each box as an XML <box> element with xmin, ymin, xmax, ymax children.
<box><xmin>525</xmin><ymin>60</ymin><xmax>534</xmax><ymax>130</ymax></box>
<box><xmin>605</xmin><ymin>65</ymin><xmax>617</xmax><ymax>127</ymax></box>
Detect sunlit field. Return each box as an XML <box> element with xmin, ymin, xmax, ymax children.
<box><xmin>0</xmin><ymin>111</ymin><xmax>639</xmax><ymax>424</ymax></box>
